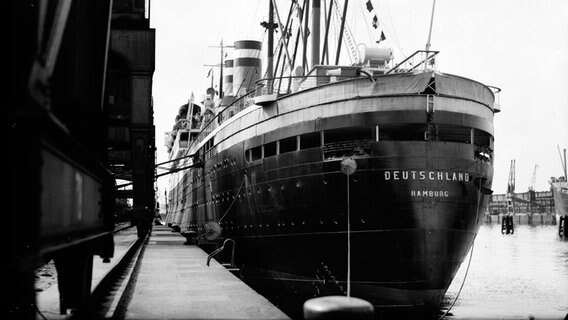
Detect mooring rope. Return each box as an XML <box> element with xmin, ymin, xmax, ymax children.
<box><xmin>441</xmin><ymin>163</ymin><xmax>484</xmax><ymax>319</ymax></box>
<box><xmin>218</xmin><ymin>174</ymin><xmax>247</xmax><ymax>223</ymax></box>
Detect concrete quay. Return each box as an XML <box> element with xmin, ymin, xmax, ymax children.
<box><xmin>34</xmin><ymin>225</ymin><xmax>290</xmax><ymax>320</ymax></box>
<box><xmin>121</xmin><ymin>225</ymin><xmax>290</xmax><ymax>320</ymax></box>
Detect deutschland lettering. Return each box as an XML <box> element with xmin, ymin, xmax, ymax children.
<box><xmin>383</xmin><ymin>170</ymin><xmax>470</xmax><ymax>182</ymax></box>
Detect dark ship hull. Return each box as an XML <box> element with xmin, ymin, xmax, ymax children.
<box><xmin>166</xmin><ymin>71</ymin><xmax>498</xmax><ymax>318</ymax></box>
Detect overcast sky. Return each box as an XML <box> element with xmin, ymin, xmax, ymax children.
<box><xmin>150</xmin><ymin>0</ymin><xmax>568</xmax><ymax>198</ymax></box>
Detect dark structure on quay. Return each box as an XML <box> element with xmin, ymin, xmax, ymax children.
<box><xmin>7</xmin><ymin>0</ymin><xmax>155</xmax><ymax>318</ymax></box>
<box><xmin>488</xmin><ymin>190</ymin><xmax>555</xmax><ymax>215</ymax></box>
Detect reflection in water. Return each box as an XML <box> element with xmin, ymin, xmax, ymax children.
<box><xmin>442</xmin><ymin>224</ymin><xmax>568</xmax><ymax>319</ymax></box>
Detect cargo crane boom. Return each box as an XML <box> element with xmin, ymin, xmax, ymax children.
<box><xmin>506</xmin><ymin>160</ymin><xmax>516</xmax><ymax>214</ymax></box>
<box><xmin>529</xmin><ymin>164</ymin><xmax>538</xmax><ymax>192</ymax></box>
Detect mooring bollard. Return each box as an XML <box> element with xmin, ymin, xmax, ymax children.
<box><xmin>181</xmin><ymin>230</ymin><xmax>197</xmax><ymax>245</ymax></box>
<box><xmin>303</xmin><ymin>296</ymin><xmax>374</xmax><ymax>320</ymax></box>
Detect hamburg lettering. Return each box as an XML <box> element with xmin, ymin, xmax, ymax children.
<box><xmin>384</xmin><ymin>170</ymin><xmax>470</xmax><ymax>182</ymax></box>
<box><xmin>410</xmin><ymin>190</ymin><xmax>449</xmax><ymax>197</ymax></box>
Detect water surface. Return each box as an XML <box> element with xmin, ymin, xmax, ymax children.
<box><xmin>443</xmin><ymin>224</ymin><xmax>568</xmax><ymax>319</ymax></box>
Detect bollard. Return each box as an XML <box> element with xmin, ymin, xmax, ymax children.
<box><xmin>181</xmin><ymin>230</ymin><xmax>197</xmax><ymax>245</ymax></box>
<box><xmin>303</xmin><ymin>296</ymin><xmax>374</xmax><ymax>320</ymax></box>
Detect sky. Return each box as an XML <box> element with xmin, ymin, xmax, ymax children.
<box><xmin>149</xmin><ymin>0</ymin><xmax>568</xmax><ymax>199</ymax></box>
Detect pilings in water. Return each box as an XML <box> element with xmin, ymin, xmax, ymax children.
<box><xmin>484</xmin><ymin>213</ymin><xmax>556</xmax><ymax>226</ymax></box>
<box><xmin>559</xmin><ymin>215</ymin><xmax>568</xmax><ymax>237</ymax></box>
<box><xmin>501</xmin><ymin>215</ymin><xmax>514</xmax><ymax>234</ymax></box>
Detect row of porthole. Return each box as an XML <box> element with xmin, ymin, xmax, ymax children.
<box><xmin>190</xmin><ymin>158</ymin><xmax>238</xmax><ymax>183</ymax></box>
<box><xmin>175</xmin><ymin>175</ymin><xmax>363</xmax><ymax>208</ymax></box>
<box><xmin>209</xmin><ymin>158</ymin><xmax>238</xmax><ymax>174</ymax></box>
<box><xmin>186</xmin><ymin>218</ymin><xmax>368</xmax><ymax>230</ymax></box>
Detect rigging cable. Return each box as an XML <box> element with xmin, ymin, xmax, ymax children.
<box><xmin>381</xmin><ymin>0</ymin><xmax>406</xmax><ymax>60</ymax></box>
<box><xmin>218</xmin><ymin>174</ymin><xmax>248</xmax><ymax>223</ymax></box>
<box><xmin>441</xmin><ymin>162</ymin><xmax>484</xmax><ymax>319</ymax></box>
<box><xmin>357</xmin><ymin>0</ymin><xmax>375</xmax><ymax>46</ymax></box>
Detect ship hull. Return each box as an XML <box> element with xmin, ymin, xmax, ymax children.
<box><xmin>233</xmin><ymin>227</ymin><xmax>478</xmax><ymax>318</ymax></box>
<box><xmin>190</xmin><ymin>141</ymin><xmax>491</xmax><ymax>317</ymax></box>
<box><xmin>165</xmin><ymin>72</ymin><xmax>496</xmax><ymax>318</ymax></box>
<box><xmin>550</xmin><ymin>181</ymin><xmax>568</xmax><ymax>223</ymax></box>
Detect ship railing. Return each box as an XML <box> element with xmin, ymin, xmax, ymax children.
<box><xmin>487</xmin><ymin>86</ymin><xmax>502</xmax><ymax>112</ymax></box>
<box><xmin>323</xmin><ymin>140</ymin><xmax>373</xmax><ymax>159</ymax></box>
<box><xmin>255</xmin><ymin>66</ymin><xmax>368</xmax><ymax>97</ymax></box>
<box><xmin>189</xmin><ymin>90</ymin><xmax>257</xmax><ymax>148</ymax></box>
<box><xmin>385</xmin><ymin>50</ymin><xmax>439</xmax><ymax>74</ymax></box>
<box><xmin>188</xmin><ymin>68</ymin><xmax>370</xmax><ymax>152</ymax></box>
<box><xmin>187</xmin><ymin>52</ymin><xmax>447</xmax><ymax>153</ymax></box>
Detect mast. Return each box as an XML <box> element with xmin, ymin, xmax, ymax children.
<box><xmin>335</xmin><ymin>0</ymin><xmax>348</xmax><ymax>65</ymax></box>
<box><xmin>302</xmin><ymin>0</ymin><xmax>310</xmax><ymax>72</ymax></box>
<box><xmin>219</xmin><ymin>39</ymin><xmax>224</xmax><ymax>97</ymax></box>
<box><xmin>424</xmin><ymin>0</ymin><xmax>437</xmax><ymax>70</ymax></box>
<box><xmin>559</xmin><ymin>145</ymin><xmax>567</xmax><ymax>179</ymax></box>
<box><xmin>321</xmin><ymin>0</ymin><xmax>333</xmax><ymax>64</ymax></box>
<box><xmin>267</xmin><ymin>0</ymin><xmax>274</xmax><ymax>79</ymax></box>
<box><xmin>425</xmin><ymin>0</ymin><xmax>436</xmax><ymax>51</ymax></box>
<box><xmin>273</xmin><ymin>1</ymin><xmax>295</xmax><ymax>80</ymax></box>
<box><xmin>311</xmin><ymin>0</ymin><xmax>321</xmax><ymax>67</ymax></box>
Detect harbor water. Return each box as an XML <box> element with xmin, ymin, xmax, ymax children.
<box><xmin>442</xmin><ymin>224</ymin><xmax>568</xmax><ymax>319</ymax></box>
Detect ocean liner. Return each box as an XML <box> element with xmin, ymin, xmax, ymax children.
<box><xmin>164</xmin><ymin>0</ymin><xmax>500</xmax><ymax>317</ymax></box>
<box><xmin>550</xmin><ymin>147</ymin><xmax>567</xmax><ymax>235</ymax></box>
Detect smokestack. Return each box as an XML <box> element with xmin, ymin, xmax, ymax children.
<box><xmin>233</xmin><ymin>40</ymin><xmax>262</xmax><ymax>96</ymax></box>
<box><xmin>311</xmin><ymin>0</ymin><xmax>321</xmax><ymax>68</ymax></box>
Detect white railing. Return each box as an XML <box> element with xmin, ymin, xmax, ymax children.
<box><xmin>189</xmin><ymin>66</ymin><xmax>369</xmax><ymax>151</ymax></box>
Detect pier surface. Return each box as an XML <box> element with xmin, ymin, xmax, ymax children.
<box><xmin>123</xmin><ymin>225</ymin><xmax>290</xmax><ymax>319</ymax></box>
<box><xmin>35</xmin><ymin>226</ymin><xmax>290</xmax><ymax>320</ymax></box>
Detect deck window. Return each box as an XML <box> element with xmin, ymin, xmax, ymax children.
<box><xmin>378</xmin><ymin>124</ymin><xmax>426</xmax><ymax>141</ymax></box>
<box><xmin>251</xmin><ymin>146</ymin><xmax>262</xmax><ymax>161</ymax></box>
<box><xmin>474</xmin><ymin>129</ymin><xmax>492</xmax><ymax>148</ymax></box>
<box><xmin>324</xmin><ymin>127</ymin><xmax>373</xmax><ymax>143</ymax></box>
<box><xmin>437</xmin><ymin>124</ymin><xmax>471</xmax><ymax>143</ymax></box>
<box><xmin>300</xmin><ymin>132</ymin><xmax>321</xmax><ymax>150</ymax></box>
<box><xmin>179</xmin><ymin>132</ymin><xmax>189</xmax><ymax>148</ymax></box>
<box><xmin>323</xmin><ymin>127</ymin><xmax>373</xmax><ymax>158</ymax></box>
<box><xmin>264</xmin><ymin>141</ymin><xmax>277</xmax><ymax>157</ymax></box>
<box><xmin>279</xmin><ymin>136</ymin><xmax>297</xmax><ymax>154</ymax></box>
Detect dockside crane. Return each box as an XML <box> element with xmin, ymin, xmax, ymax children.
<box><xmin>506</xmin><ymin>159</ymin><xmax>516</xmax><ymax>214</ymax></box>
<box><xmin>505</xmin><ymin>161</ymin><xmax>543</xmax><ymax>216</ymax></box>
<box><xmin>528</xmin><ymin>164</ymin><xmax>539</xmax><ymax>214</ymax></box>
<box><xmin>528</xmin><ymin>164</ymin><xmax>538</xmax><ymax>192</ymax></box>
